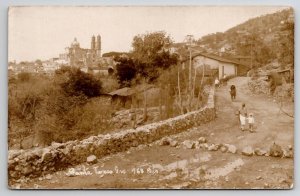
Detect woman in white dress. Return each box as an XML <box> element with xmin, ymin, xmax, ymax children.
<box><xmin>239</xmin><ymin>103</ymin><xmax>248</xmax><ymax>131</ymax></box>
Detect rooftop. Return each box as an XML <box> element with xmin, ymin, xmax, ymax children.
<box><xmin>108</xmin><ymin>84</ymin><xmax>156</xmax><ymax>97</ymax></box>
<box><xmin>182</xmin><ymin>52</ymin><xmax>250</xmax><ymax>68</ymax></box>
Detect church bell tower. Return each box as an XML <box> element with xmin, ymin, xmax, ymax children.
<box><xmin>96</xmin><ymin>35</ymin><xmax>101</xmax><ymax>57</ymax></box>
<box><xmin>91</xmin><ymin>35</ymin><xmax>96</xmax><ymax>50</ymax></box>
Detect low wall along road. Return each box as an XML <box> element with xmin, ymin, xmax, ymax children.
<box><xmin>8</xmin><ymin>86</ymin><xmax>216</xmax><ymax>182</ymax></box>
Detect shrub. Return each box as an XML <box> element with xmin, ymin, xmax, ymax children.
<box><xmin>115</xmin><ymin>57</ymin><xmax>137</xmax><ymax>87</ymax></box>
<box><xmin>60</xmin><ymin>68</ymin><xmax>102</xmax><ymax>98</ymax></box>
<box><xmin>100</xmin><ymin>77</ymin><xmax>119</xmax><ymax>93</ymax></box>
<box><xmin>8</xmin><ymin>76</ymin><xmax>52</xmax><ymax>149</ymax></box>
<box><xmin>73</xmin><ymin>98</ymin><xmax>114</xmax><ymax>136</ymax></box>
<box><xmin>17</xmin><ymin>72</ymin><xmax>31</xmax><ymax>82</ymax></box>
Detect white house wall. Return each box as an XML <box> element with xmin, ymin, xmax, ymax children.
<box><xmin>192</xmin><ymin>55</ymin><xmax>237</xmax><ymax>79</ymax></box>
<box><xmin>218</xmin><ymin>61</ymin><xmax>236</xmax><ymax>79</ymax></box>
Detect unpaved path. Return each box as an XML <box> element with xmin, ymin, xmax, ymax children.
<box><xmin>20</xmin><ymin>77</ymin><xmax>294</xmax><ymax>189</ymax></box>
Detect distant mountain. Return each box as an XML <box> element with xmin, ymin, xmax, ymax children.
<box><xmin>197</xmin><ymin>8</ymin><xmax>294</xmax><ymax>69</ymax></box>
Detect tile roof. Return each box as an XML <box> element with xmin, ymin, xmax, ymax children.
<box><xmin>182</xmin><ymin>52</ymin><xmax>250</xmax><ymax>68</ymax></box>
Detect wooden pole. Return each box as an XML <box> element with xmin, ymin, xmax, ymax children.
<box><xmin>143</xmin><ymin>85</ymin><xmax>147</xmax><ymax>121</ymax></box>
<box><xmin>159</xmin><ymin>84</ymin><xmax>163</xmax><ymax>120</ymax></box>
<box><xmin>177</xmin><ymin>64</ymin><xmax>183</xmax><ymax>114</ymax></box>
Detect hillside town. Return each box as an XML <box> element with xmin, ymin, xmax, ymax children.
<box><xmin>9</xmin><ymin>35</ymin><xmax>116</xmax><ymax>76</ymax></box>
<box><xmin>8</xmin><ymin>7</ymin><xmax>294</xmax><ymax>189</ymax></box>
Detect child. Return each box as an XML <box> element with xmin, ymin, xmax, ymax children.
<box><xmin>248</xmin><ymin>113</ymin><xmax>255</xmax><ymax>133</ymax></box>
<box><xmin>239</xmin><ymin>103</ymin><xmax>247</xmax><ymax>131</ymax></box>
<box><xmin>214</xmin><ymin>78</ymin><xmax>220</xmax><ymax>88</ymax></box>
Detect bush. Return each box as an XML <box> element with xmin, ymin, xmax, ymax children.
<box><xmin>17</xmin><ymin>72</ymin><xmax>31</xmax><ymax>82</ymax></box>
<box><xmin>100</xmin><ymin>77</ymin><xmax>119</xmax><ymax>93</ymax></box>
<box><xmin>8</xmin><ymin>68</ymin><xmax>109</xmax><ymax>149</ymax></box>
<box><xmin>8</xmin><ymin>76</ymin><xmax>52</xmax><ymax>149</ymax></box>
<box><xmin>73</xmin><ymin>98</ymin><xmax>114</xmax><ymax>136</ymax></box>
<box><xmin>60</xmin><ymin>68</ymin><xmax>102</xmax><ymax>98</ymax></box>
<box><xmin>33</xmin><ymin>96</ymin><xmax>113</xmax><ymax>144</ymax></box>
<box><xmin>115</xmin><ymin>57</ymin><xmax>137</xmax><ymax>87</ymax></box>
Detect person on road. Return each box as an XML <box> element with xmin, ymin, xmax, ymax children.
<box><xmin>239</xmin><ymin>103</ymin><xmax>248</xmax><ymax>131</ymax></box>
<box><xmin>229</xmin><ymin>85</ymin><xmax>236</xmax><ymax>101</ymax></box>
<box><xmin>248</xmin><ymin>113</ymin><xmax>255</xmax><ymax>133</ymax></box>
<box><xmin>214</xmin><ymin>78</ymin><xmax>220</xmax><ymax>88</ymax></box>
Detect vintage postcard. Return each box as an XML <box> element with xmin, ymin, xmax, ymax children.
<box><xmin>8</xmin><ymin>6</ymin><xmax>294</xmax><ymax>189</ymax></box>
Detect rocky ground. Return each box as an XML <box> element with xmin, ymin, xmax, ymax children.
<box><xmin>15</xmin><ymin>77</ymin><xmax>294</xmax><ymax>189</ymax></box>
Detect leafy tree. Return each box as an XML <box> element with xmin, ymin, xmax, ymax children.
<box><xmin>131</xmin><ymin>31</ymin><xmax>178</xmax><ymax>80</ymax></box>
<box><xmin>58</xmin><ymin>68</ymin><xmax>102</xmax><ymax>98</ymax></box>
<box><xmin>114</xmin><ymin>57</ymin><xmax>137</xmax><ymax>87</ymax></box>
<box><xmin>35</xmin><ymin>59</ymin><xmax>42</xmax><ymax>66</ymax></box>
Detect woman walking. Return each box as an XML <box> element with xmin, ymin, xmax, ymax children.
<box><xmin>239</xmin><ymin>103</ymin><xmax>248</xmax><ymax>131</ymax></box>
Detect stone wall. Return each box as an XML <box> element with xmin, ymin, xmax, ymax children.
<box><xmin>248</xmin><ymin>77</ymin><xmax>270</xmax><ymax>95</ymax></box>
<box><xmin>8</xmin><ymin>86</ymin><xmax>216</xmax><ymax>182</ymax></box>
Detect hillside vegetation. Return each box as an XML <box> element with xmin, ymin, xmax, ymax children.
<box><xmin>198</xmin><ymin>8</ymin><xmax>294</xmax><ymax>69</ymax></box>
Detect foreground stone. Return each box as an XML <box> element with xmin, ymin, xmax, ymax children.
<box><xmin>225</xmin><ymin>144</ymin><xmax>237</xmax><ymax>154</ymax></box>
<box><xmin>87</xmin><ymin>155</ymin><xmax>97</xmax><ymax>164</ymax></box>
<box><xmin>269</xmin><ymin>143</ymin><xmax>283</xmax><ymax>157</ymax></box>
<box><xmin>207</xmin><ymin>144</ymin><xmax>219</xmax><ymax>151</ymax></box>
<box><xmin>242</xmin><ymin>146</ymin><xmax>254</xmax><ymax>156</ymax></box>
<box><xmin>220</xmin><ymin>145</ymin><xmax>228</xmax><ymax>153</ymax></box>
<box><xmin>182</xmin><ymin>140</ymin><xmax>196</xmax><ymax>149</ymax></box>
<box><xmin>159</xmin><ymin>137</ymin><xmax>171</xmax><ymax>146</ymax></box>
<box><xmin>45</xmin><ymin>174</ymin><xmax>53</xmax><ymax>180</ymax></box>
<box><xmin>198</xmin><ymin>137</ymin><xmax>207</xmax><ymax>144</ymax></box>
<box><xmin>256</xmin><ymin>176</ymin><xmax>262</xmax><ymax>180</ymax></box>
<box><xmin>254</xmin><ymin>148</ymin><xmax>267</xmax><ymax>156</ymax></box>
<box><xmin>199</xmin><ymin>143</ymin><xmax>209</xmax><ymax>150</ymax></box>
<box><xmin>282</xmin><ymin>147</ymin><xmax>293</xmax><ymax>158</ymax></box>
<box><xmin>170</xmin><ymin>140</ymin><xmax>179</xmax><ymax>147</ymax></box>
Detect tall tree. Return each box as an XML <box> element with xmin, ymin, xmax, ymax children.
<box><xmin>131</xmin><ymin>31</ymin><xmax>178</xmax><ymax>81</ymax></box>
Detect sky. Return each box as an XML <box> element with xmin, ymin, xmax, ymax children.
<box><xmin>8</xmin><ymin>6</ymin><xmax>288</xmax><ymax>62</ymax></box>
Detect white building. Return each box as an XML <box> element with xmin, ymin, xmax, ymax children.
<box><xmin>183</xmin><ymin>53</ymin><xmax>250</xmax><ymax>79</ymax></box>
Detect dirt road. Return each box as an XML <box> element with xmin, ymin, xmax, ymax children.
<box><xmin>21</xmin><ymin>77</ymin><xmax>294</xmax><ymax>189</ymax></box>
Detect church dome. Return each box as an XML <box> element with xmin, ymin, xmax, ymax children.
<box><xmin>71</xmin><ymin>37</ymin><xmax>80</xmax><ymax>47</ymax></box>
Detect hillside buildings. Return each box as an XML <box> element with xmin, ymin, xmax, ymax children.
<box><xmin>9</xmin><ymin>35</ymin><xmax>115</xmax><ymax>76</ymax></box>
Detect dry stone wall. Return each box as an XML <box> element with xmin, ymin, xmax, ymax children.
<box><xmin>8</xmin><ymin>86</ymin><xmax>216</xmax><ymax>182</ymax></box>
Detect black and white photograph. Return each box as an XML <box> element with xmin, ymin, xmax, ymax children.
<box><xmin>7</xmin><ymin>6</ymin><xmax>294</xmax><ymax>189</ymax></box>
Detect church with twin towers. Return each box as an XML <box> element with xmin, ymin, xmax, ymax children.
<box><xmin>59</xmin><ymin>34</ymin><xmax>103</xmax><ymax>67</ymax></box>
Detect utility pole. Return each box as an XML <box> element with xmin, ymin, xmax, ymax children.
<box><xmin>250</xmin><ymin>38</ymin><xmax>253</xmax><ymax>69</ymax></box>
<box><xmin>250</xmin><ymin>34</ymin><xmax>255</xmax><ymax>69</ymax></box>
<box><xmin>186</xmin><ymin>34</ymin><xmax>194</xmax><ymax>111</ymax></box>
